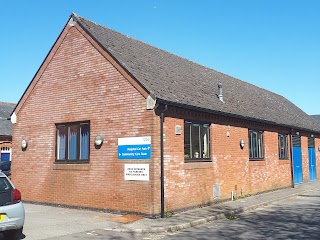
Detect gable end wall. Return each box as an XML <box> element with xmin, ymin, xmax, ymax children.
<box><xmin>12</xmin><ymin>25</ymin><xmax>160</xmax><ymax>216</ymax></box>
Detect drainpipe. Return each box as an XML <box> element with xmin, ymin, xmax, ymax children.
<box><xmin>160</xmin><ymin>105</ymin><xmax>168</xmax><ymax>218</ymax></box>
<box><xmin>290</xmin><ymin>129</ymin><xmax>295</xmax><ymax>188</ymax></box>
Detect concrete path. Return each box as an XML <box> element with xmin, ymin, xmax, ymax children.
<box><xmin>153</xmin><ymin>190</ymin><xmax>320</xmax><ymax>239</ymax></box>
<box><xmin>119</xmin><ymin>181</ymin><xmax>320</xmax><ymax>233</ymax></box>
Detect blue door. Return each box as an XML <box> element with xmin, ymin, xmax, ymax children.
<box><xmin>293</xmin><ymin>146</ymin><xmax>303</xmax><ymax>184</ymax></box>
<box><xmin>1</xmin><ymin>153</ymin><xmax>10</xmax><ymax>162</ymax></box>
<box><xmin>308</xmin><ymin>137</ymin><xmax>317</xmax><ymax>181</ymax></box>
<box><xmin>292</xmin><ymin>135</ymin><xmax>303</xmax><ymax>185</ymax></box>
<box><xmin>308</xmin><ymin>148</ymin><xmax>316</xmax><ymax>181</ymax></box>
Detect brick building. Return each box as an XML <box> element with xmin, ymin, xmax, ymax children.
<box><xmin>11</xmin><ymin>13</ymin><xmax>320</xmax><ymax>217</ymax></box>
<box><xmin>0</xmin><ymin>102</ymin><xmax>15</xmax><ymax>162</ymax></box>
<box><xmin>311</xmin><ymin>115</ymin><xmax>320</xmax><ymax>123</ymax></box>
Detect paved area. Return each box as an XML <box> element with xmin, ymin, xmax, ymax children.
<box><xmin>115</xmin><ymin>180</ymin><xmax>320</xmax><ymax>233</ymax></box>
<box><xmin>153</xmin><ymin>191</ymin><xmax>320</xmax><ymax>239</ymax></box>
<box><xmin>1</xmin><ymin>180</ymin><xmax>320</xmax><ymax>239</ymax></box>
<box><xmin>41</xmin><ymin>190</ymin><xmax>320</xmax><ymax>239</ymax></box>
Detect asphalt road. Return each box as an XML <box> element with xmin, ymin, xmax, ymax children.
<box><xmin>1</xmin><ymin>190</ymin><xmax>320</xmax><ymax>239</ymax></box>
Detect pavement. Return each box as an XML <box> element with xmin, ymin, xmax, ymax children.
<box><xmin>18</xmin><ymin>180</ymin><xmax>320</xmax><ymax>240</ymax></box>
<box><xmin>112</xmin><ymin>180</ymin><xmax>320</xmax><ymax>233</ymax></box>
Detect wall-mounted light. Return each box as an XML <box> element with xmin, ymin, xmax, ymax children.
<box><xmin>175</xmin><ymin>125</ymin><xmax>182</xmax><ymax>135</ymax></box>
<box><xmin>311</xmin><ymin>134</ymin><xmax>314</xmax><ymax>138</ymax></box>
<box><xmin>240</xmin><ymin>139</ymin><xmax>245</xmax><ymax>149</ymax></box>
<box><xmin>296</xmin><ymin>132</ymin><xmax>300</xmax><ymax>136</ymax></box>
<box><xmin>318</xmin><ymin>146</ymin><xmax>320</xmax><ymax>152</ymax></box>
<box><xmin>21</xmin><ymin>139</ymin><xmax>28</xmax><ymax>150</ymax></box>
<box><xmin>94</xmin><ymin>135</ymin><xmax>103</xmax><ymax>146</ymax></box>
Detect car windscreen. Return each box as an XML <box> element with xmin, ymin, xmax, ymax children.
<box><xmin>0</xmin><ymin>177</ymin><xmax>13</xmax><ymax>206</ymax></box>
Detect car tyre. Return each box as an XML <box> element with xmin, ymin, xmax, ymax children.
<box><xmin>3</xmin><ymin>228</ymin><xmax>23</xmax><ymax>239</ymax></box>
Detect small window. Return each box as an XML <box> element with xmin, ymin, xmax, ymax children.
<box><xmin>249</xmin><ymin>130</ymin><xmax>264</xmax><ymax>160</ymax></box>
<box><xmin>184</xmin><ymin>121</ymin><xmax>210</xmax><ymax>162</ymax></box>
<box><xmin>56</xmin><ymin>121</ymin><xmax>90</xmax><ymax>163</ymax></box>
<box><xmin>278</xmin><ymin>133</ymin><xmax>288</xmax><ymax>159</ymax></box>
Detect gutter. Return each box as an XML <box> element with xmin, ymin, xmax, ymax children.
<box><xmin>156</xmin><ymin>98</ymin><xmax>320</xmax><ymax>135</ymax></box>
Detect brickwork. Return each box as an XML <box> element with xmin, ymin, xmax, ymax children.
<box><xmin>248</xmin><ymin>131</ymin><xmax>292</xmax><ymax>193</ymax></box>
<box><xmin>161</xmin><ymin>109</ymin><xmax>295</xmax><ymax>212</ymax></box>
<box><xmin>301</xmin><ymin>136</ymin><xmax>309</xmax><ymax>182</ymax></box>
<box><xmin>12</xmin><ymin>26</ymin><xmax>158</xmax><ymax>215</ymax></box>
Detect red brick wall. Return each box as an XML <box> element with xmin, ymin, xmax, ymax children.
<box><xmin>248</xmin><ymin>131</ymin><xmax>292</xmax><ymax>193</ymax></box>
<box><xmin>12</xmin><ymin>26</ymin><xmax>159</xmax><ymax>215</ymax></box>
<box><xmin>162</xmin><ymin>109</ymin><xmax>293</xmax><ymax>212</ymax></box>
<box><xmin>302</xmin><ymin>136</ymin><xmax>320</xmax><ymax>183</ymax></box>
<box><xmin>301</xmin><ymin>136</ymin><xmax>309</xmax><ymax>182</ymax></box>
<box><xmin>211</xmin><ymin>123</ymin><xmax>250</xmax><ymax>199</ymax></box>
<box><xmin>163</xmin><ymin>117</ymin><xmax>215</xmax><ymax>210</ymax></box>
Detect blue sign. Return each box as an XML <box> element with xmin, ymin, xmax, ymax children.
<box><xmin>118</xmin><ymin>136</ymin><xmax>151</xmax><ymax>160</ymax></box>
<box><xmin>118</xmin><ymin>144</ymin><xmax>151</xmax><ymax>159</ymax></box>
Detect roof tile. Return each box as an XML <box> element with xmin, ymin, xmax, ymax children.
<box><xmin>74</xmin><ymin>14</ymin><xmax>320</xmax><ymax>133</ymax></box>
<box><xmin>0</xmin><ymin>102</ymin><xmax>15</xmax><ymax>136</ymax></box>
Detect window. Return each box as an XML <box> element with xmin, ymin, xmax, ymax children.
<box><xmin>278</xmin><ymin>133</ymin><xmax>288</xmax><ymax>159</ymax></box>
<box><xmin>184</xmin><ymin>121</ymin><xmax>210</xmax><ymax>161</ymax></box>
<box><xmin>56</xmin><ymin>121</ymin><xmax>90</xmax><ymax>163</ymax></box>
<box><xmin>249</xmin><ymin>130</ymin><xmax>264</xmax><ymax>159</ymax></box>
<box><xmin>1</xmin><ymin>146</ymin><xmax>11</xmax><ymax>161</ymax></box>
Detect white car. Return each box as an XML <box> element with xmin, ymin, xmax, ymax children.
<box><xmin>0</xmin><ymin>171</ymin><xmax>24</xmax><ymax>238</ymax></box>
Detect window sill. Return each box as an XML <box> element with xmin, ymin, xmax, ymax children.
<box><xmin>249</xmin><ymin>160</ymin><xmax>266</xmax><ymax>166</ymax></box>
<box><xmin>185</xmin><ymin>158</ymin><xmax>211</xmax><ymax>162</ymax></box>
<box><xmin>184</xmin><ymin>161</ymin><xmax>212</xmax><ymax>169</ymax></box>
<box><xmin>53</xmin><ymin>163</ymin><xmax>90</xmax><ymax>171</ymax></box>
<box><xmin>279</xmin><ymin>159</ymin><xmax>290</xmax><ymax>165</ymax></box>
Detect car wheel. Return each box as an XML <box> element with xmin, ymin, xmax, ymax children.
<box><xmin>3</xmin><ymin>228</ymin><xmax>23</xmax><ymax>239</ymax></box>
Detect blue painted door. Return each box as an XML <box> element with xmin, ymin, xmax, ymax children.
<box><xmin>1</xmin><ymin>153</ymin><xmax>10</xmax><ymax>162</ymax></box>
<box><xmin>308</xmin><ymin>147</ymin><xmax>316</xmax><ymax>181</ymax></box>
<box><xmin>292</xmin><ymin>146</ymin><xmax>303</xmax><ymax>184</ymax></box>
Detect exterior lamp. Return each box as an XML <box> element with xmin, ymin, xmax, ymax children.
<box><xmin>21</xmin><ymin>139</ymin><xmax>28</xmax><ymax>150</ymax></box>
<box><xmin>94</xmin><ymin>135</ymin><xmax>103</xmax><ymax>146</ymax></box>
<box><xmin>240</xmin><ymin>139</ymin><xmax>245</xmax><ymax>149</ymax></box>
<box><xmin>318</xmin><ymin>146</ymin><xmax>320</xmax><ymax>152</ymax></box>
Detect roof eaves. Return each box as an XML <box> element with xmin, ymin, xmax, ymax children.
<box><xmin>156</xmin><ymin>98</ymin><xmax>320</xmax><ymax>134</ymax></box>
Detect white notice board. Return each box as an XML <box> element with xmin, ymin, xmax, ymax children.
<box><xmin>124</xmin><ymin>164</ymin><xmax>149</xmax><ymax>181</ymax></box>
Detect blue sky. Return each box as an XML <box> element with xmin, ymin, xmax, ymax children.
<box><xmin>1</xmin><ymin>0</ymin><xmax>319</xmax><ymax>114</ymax></box>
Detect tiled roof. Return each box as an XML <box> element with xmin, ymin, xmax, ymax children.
<box><xmin>311</xmin><ymin>115</ymin><xmax>320</xmax><ymax>122</ymax></box>
<box><xmin>73</xmin><ymin>13</ymin><xmax>320</xmax><ymax>133</ymax></box>
<box><xmin>0</xmin><ymin>102</ymin><xmax>15</xmax><ymax>136</ymax></box>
